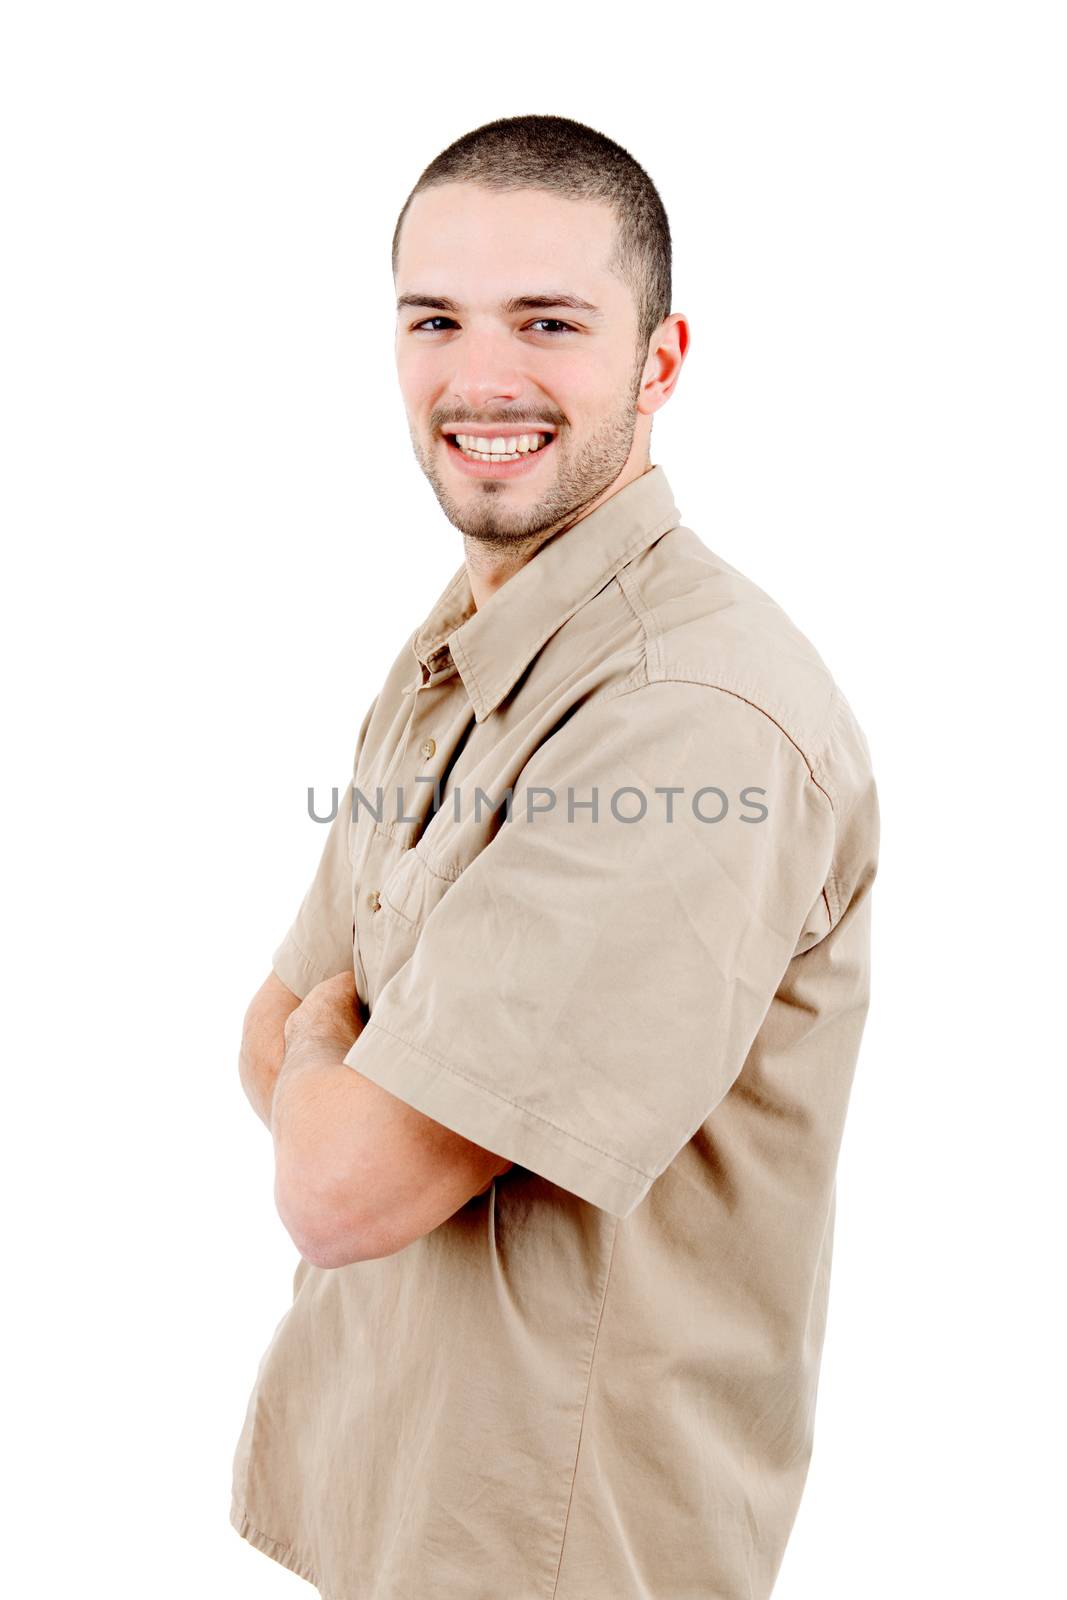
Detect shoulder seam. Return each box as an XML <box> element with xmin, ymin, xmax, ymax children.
<box><xmin>602</xmin><ymin>671</ymin><xmax>838</xmax><ymax>926</ymax></box>
<box><xmin>604</xmin><ymin>671</ymin><xmax>835</xmax><ymax>808</ymax></box>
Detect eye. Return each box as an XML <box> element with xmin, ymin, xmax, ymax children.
<box><xmin>408</xmin><ymin>315</ymin><xmax>577</xmax><ymax>337</ymax></box>
<box><xmin>411</xmin><ymin>316</ymin><xmax>458</xmax><ymax>334</ymax></box>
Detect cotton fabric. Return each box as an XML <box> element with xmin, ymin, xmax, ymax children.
<box><xmin>230</xmin><ymin>464</ymin><xmax>879</xmax><ymax>1599</ymax></box>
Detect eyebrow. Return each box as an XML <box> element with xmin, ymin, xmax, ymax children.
<box><xmin>397</xmin><ymin>293</ymin><xmax>603</xmax><ymax>319</ymax></box>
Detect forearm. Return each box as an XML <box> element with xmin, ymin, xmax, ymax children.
<box><xmin>239</xmin><ymin>971</ymin><xmax>304</xmax><ymax>1129</ymax></box>
<box><xmin>270</xmin><ymin>1024</ymin><xmax>367</xmax><ymax>1254</ymax></box>
<box><xmin>269</xmin><ymin>969</ymin><xmax>511</xmax><ymax>1267</ymax></box>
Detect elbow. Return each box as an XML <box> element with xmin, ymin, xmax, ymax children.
<box><xmin>273</xmin><ymin>1170</ymin><xmax>378</xmax><ymax>1271</ymax></box>
<box><xmin>292</xmin><ymin>1228</ymin><xmax>368</xmax><ymax>1272</ymax></box>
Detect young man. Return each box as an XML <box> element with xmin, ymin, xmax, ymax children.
<box><xmin>231</xmin><ymin>115</ymin><xmax>879</xmax><ymax>1600</ymax></box>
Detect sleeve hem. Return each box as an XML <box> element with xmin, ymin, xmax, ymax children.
<box><xmin>344</xmin><ymin>1018</ymin><xmax>651</xmax><ymax>1219</ymax></box>
<box><xmin>271</xmin><ymin>934</ymin><xmax>335</xmax><ymax>1002</ymax></box>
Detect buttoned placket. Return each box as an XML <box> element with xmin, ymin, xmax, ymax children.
<box><xmin>364</xmin><ymin>649</ymin><xmax>470</xmax><ymax>922</ymax></box>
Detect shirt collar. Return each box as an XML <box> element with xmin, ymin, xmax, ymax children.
<box><xmin>409</xmin><ymin>465</ymin><xmax>682</xmax><ymax>722</ymax></box>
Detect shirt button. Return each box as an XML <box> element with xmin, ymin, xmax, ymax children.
<box><xmin>420</xmin><ymin>737</ymin><xmax>436</xmax><ymax>759</ymax></box>
<box><xmin>367</xmin><ymin>889</ymin><xmax>381</xmax><ymax>912</ymax></box>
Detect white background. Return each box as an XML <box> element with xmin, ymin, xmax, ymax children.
<box><xmin>3</xmin><ymin>3</ymin><xmax>1063</xmax><ymax>1596</ymax></box>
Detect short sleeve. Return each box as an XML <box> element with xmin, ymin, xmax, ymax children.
<box><xmin>271</xmin><ymin>693</ymin><xmax>378</xmax><ymax>1000</ymax></box>
<box><xmin>343</xmin><ymin>680</ymin><xmax>836</xmax><ymax>1217</ymax></box>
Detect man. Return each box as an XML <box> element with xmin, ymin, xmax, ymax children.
<box><xmin>230</xmin><ymin>114</ymin><xmax>879</xmax><ymax>1600</ymax></box>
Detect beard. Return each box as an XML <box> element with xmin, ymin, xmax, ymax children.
<box><xmin>408</xmin><ymin>351</ymin><xmax>646</xmax><ymax>554</ymax></box>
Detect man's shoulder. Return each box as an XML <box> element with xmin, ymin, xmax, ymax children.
<box><xmin>623</xmin><ymin>523</ymin><xmax>876</xmax><ymax>811</ymax></box>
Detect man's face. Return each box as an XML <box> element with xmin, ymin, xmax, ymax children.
<box><xmin>394</xmin><ymin>183</ymin><xmax>650</xmax><ymax>549</ymax></box>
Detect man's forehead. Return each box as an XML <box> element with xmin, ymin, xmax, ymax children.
<box><xmin>397</xmin><ymin>183</ymin><xmax>620</xmax><ymax>282</ymax></box>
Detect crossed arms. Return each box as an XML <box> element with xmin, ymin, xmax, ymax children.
<box><xmin>238</xmin><ymin>969</ymin><xmax>514</xmax><ymax>1270</ymax></box>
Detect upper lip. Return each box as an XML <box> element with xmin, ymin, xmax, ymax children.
<box><xmin>442</xmin><ymin>424</ymin><xmax>557</xmax><ymax>439</ymax></box>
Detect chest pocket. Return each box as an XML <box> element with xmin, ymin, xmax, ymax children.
<box><xmin>369</xmin><ymin>844</ymin><xmax>457</xmax><ymax>1008</ymax></box>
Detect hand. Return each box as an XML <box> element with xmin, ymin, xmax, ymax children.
<box><xmin>283</xmin><ymin>970</ymin><xmax>364</xmax><ymax>1059</ymax></box>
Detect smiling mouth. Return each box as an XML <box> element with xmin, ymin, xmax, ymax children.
<box><xmin>444</xmin><ymin>430</ymin><xmax>556</xmax><ymax>463</ymax></box>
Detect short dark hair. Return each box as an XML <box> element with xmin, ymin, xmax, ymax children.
<box><xmin>391</xmin><ymin>114</ymin><xmax>672</xmax><ymax>358</ymax></box>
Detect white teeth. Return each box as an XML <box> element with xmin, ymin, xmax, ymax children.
<box><xmin>453</xmin><ymin>431</ymin><xmax>552</xmax><ymax>462</ymax></box>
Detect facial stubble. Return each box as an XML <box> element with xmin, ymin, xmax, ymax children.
<box><xmin>410</xmin><ymin>349</ymin><xmax>648</xmax><ymax>555</ymax></box>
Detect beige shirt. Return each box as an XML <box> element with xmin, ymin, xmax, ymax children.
<box><xmin>230</xmin><ymin>464</ymin><xmax>880</xmax><ymax>1599</ymax></box>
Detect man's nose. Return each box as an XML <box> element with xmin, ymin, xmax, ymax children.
<box><xmin>448</xmin><ymin>326</ymin><xmax>523</xmax><ymax>412</ymax></box>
